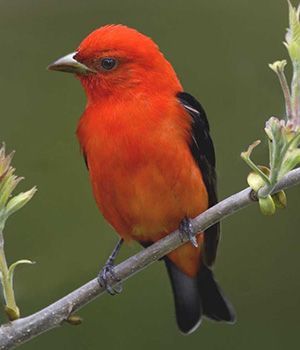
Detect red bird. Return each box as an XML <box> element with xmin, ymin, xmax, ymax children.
<box><xmin>48</xmin><ymin>25</ymin><xmax>235</xmax><ymax>333</ymax></box>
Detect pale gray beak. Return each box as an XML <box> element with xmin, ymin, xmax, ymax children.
<box><xmin>47</xmin><ymin>51</ymin><xmax>95</xmax><ymax>75</ymax></box>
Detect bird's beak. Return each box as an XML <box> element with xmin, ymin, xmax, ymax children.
<box><xmin>47</xmin><ymin>51</ymin><xmax>96</xmax><ymax>75</ymax></box>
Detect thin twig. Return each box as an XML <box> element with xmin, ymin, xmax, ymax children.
<box><xmin>0</xmin><ymin>167</ymin><xmax>300</xmax><ymax>350</ymax></box>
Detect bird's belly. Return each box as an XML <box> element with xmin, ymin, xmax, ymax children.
<box><xmin>89</xmin><ymin>151</ymin><xmax>208</xmax><ymax>242</ymax></box>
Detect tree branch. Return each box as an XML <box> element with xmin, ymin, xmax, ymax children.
<box><xmin>0</xmin><ymin>167</ymin><xmax>300</xmax><ymax>350</ymax></box>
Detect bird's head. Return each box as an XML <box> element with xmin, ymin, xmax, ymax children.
<box><xmin>48</xmin><ymin>25</ymin><xmax>181</xmax><ymax>102</ymax></box>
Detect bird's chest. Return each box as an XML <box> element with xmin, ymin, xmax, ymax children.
<box><xmin>77</xmin><ymin>105</ymin><xmax>207</xmax><ymax>240</ymax></box>
<box><xmin>86</xmin><ymin>127</ymin><xmax>175</xmax><ymax>212</ymax></box>
<box><xmin>85</xmin><ymin>132</ymin><xmax>206</xmax><ymax>240</ymax></box>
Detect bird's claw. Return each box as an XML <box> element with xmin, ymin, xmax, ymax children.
<box><xmin>98</xmin><ymin>263</ymin><xmax>123</xmax><ymax>295</ymax></box>
<box><xmin>179</xmin><ymin>217</ymin><xmax>198</xmax><ymax>247</ymax></box>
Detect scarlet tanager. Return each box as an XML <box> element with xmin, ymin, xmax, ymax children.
<box><xmin>48</xmin><ymin>25</ymin><xmax>235</xmax><ymax>334</ymax></box>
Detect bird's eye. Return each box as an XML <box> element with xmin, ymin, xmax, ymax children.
<box><xmin>100</xmin><ymin>57</ymin><xmax>117</xmax><ymax>71</ymax></box>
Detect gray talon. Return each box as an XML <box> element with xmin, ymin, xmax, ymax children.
<box><xmin>98</xmin><ymin>264</ymin><xmax>122</xmax><ymax>295</ymax></box>
<box><xmin>98</xmin><ymin>238</ymin><xmax>124</xmax><ymax>295</ymax></box>
<box><xmin>179</xmin><ymin>217</ymin><xmax>198</xmax><ymax>248</ymax></box>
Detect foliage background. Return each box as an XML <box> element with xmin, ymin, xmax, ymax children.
<box><xmin>0</xmin><ymin>0</ymin><xmax>299</xmax><ymax>349</ymax></box>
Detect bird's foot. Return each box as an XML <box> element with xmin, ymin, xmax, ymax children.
<box><xmin>98</xmin><ymin>263</ymin><xmax>122</xmax><ymax>296</ymax></box>
<box><xmin>179</xmin><ymin>217</ymin><xmax>198</xmax><ymax>247</ymax></box>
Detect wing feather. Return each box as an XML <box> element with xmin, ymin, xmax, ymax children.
<box><xmin>177</xmin><ymin>92</ymin><xmax>220</xmax><ymax>266</ymax></box>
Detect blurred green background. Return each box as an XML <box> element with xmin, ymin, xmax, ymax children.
<box><xmin>0</xmin><ymin>0</ymin><xmax>299</xmax><ymax>349</ymax></box>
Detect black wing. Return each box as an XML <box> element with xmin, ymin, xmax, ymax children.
<box><xmin>83</xmin><ymin>151</ymin><xmax>88</xmax><ymax>169</ymax></box>
<box><xmin>177</xmin><ymin>92</ymin><xmax>220</xmax><ymax>266</ymax></box>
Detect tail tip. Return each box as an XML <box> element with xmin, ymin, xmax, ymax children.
<box><xmin>178</xmin><ymin>317</ymin><xmax>202</xmax><ymax>335</ymax></box>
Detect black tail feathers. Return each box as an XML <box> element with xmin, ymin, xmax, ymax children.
<box><xmin>165</xmin><ymin>258</ymin><xmax>202</xmax><ymax>333</ymax></box>
<box><xmin>198</xmin><ymin>265</ymin><xmax>236</xmax><ymax>323</ymax></box>
<box><xmin>165</xmin><ymin>259</ymin><xmax>235</xmax><ymax>334</ymax></box>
